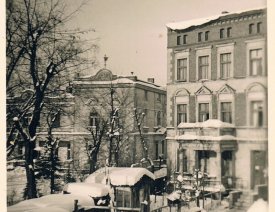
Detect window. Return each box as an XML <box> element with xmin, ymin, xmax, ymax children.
<box><xmin>198</xmin><ymin>32</ymin><xmax>202</xmax><ymax>42</ymax></box>
<box><xmin>221</xmin><ymin>102</ymin><xmax>232</xmax><ymax>123</ymax></box>
<box><xmin>52</xmin><ymin>111</ymin><xmax>61</xmax><ymax>128</ymax></box>
<box><xmin>177</xmin><ymin>104</ymin><xmax>187</xmax><ymax>125</ymax></box>
<box><xmin>196</xmin><ymin>151</ymin><xmax>216</xmax><ymax>173</ymax></box>
<box><xmin>227</xmin><ymin>27</ymin><xmax>232</xmax><ymax>37</ymax></box>
<box><xmin>220</xmin><ymin>53</ymin><xmax>231</xmax><ymax>79</ymax></box>
<box><xmin>177</xmin><ymin>58</ymin><xmax>187</xmax><ymax>81</ymax></box>
<box><xmin>67</xmin><ymin>143</ymin><xmax>71</xmax><ymax>160</ymax></box>
<box><xmin>198</xmin><ymin>56</ymin><xmax>209</xmax><ymax>80</ymax></box>
<box><xmin>177</xmin><ymin>35</ymin><xmax>181</xmax><ymax>45</ymax></box>
<box><xmin>156</xmin><ymin>111</ymin><xmax>161</xmax><ymax>126</ymax></box>
<box><xmin>249</xmin><ymin>23</ymin><xmax>254</xmax><ymax>34</ymax></box>
<box><xmin>222</xmin><ymin>151</ymin><xmax>233</xmax><ymax>176</ymax></box>
<box><xmin>89</xmin><ymin>112</ymin><xmax>99</xmax><ymax>127</ymax></box>
<box><xmin>58</xmin><ymin>141</ymin><xmax>71</xmax><ymax>161</ymax></box>
<box><xmin>257</xmin><ymin>22</ymin><xmax>262</xmax><ymax>33</ymax></box>
<box><xmin>183</xmin><ymin>35</ymin><xmax>187</xmax><ymax>44</ymax></box>
<box><xmin>143</xmin><ymin>109</ymin><xmax>148</xmax><ymax>126</ymax></box>
<box><xmin>205</xmin><ymin>31</ymin><xmax>209</xmax><ymax>41</ymax></box>
<box><xmin>250</xmin><ymin>49</ymin><xmax>263</xmax><ymax>76</ymax></box>
<box><xmin>116</xmin><ymin>188</ymin><xmax>131</xmax><ymax>207</ymax></box>
<box><xmin>156</xmin><ymin>93</ymin><xmax>161</xmax><ymax>102</ymax></box>
<box><xmin>198</xmin><ymin>103</ymin><xmax>209</xmax><ymax>122</ymax></box>
<box><xmin>144</xmin><ymin>90</ymin><xmax>148</xmax><ymax>100</ymax></box>
<box><xmin>220</xmin><ymin>28</ymin><xmax>224</xmax><ymax>39</ymax></box>
<box><xmin>250</xmin><ymin>101</ymin><xmax>263</xmax><ymax>127</ymax></box>
<box><xmin>155</xmin><ymin>140</ymin><xmax>165</xmax><ymax>159</ymax></box>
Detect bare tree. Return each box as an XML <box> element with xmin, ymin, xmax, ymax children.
<box><xmin>6</xmin><ymin>0</ymin><xmax>96</xmax><ymax>198</ymax></box>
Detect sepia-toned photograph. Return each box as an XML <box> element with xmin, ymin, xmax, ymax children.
<box><xmin>4</xmin><ymin>0</ymin><xmax>271</xmax><ymax>211</ymax></box>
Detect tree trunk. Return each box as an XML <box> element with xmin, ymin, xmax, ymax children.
<box><xmin>25</xmin><ymin>141</ymin><xmax>37</xmax><ymax>199</ymax></box>
<box><xmin>89</xmin><ymin>152</ymin><xmax>98</xmax><ymax>174</ymax></box>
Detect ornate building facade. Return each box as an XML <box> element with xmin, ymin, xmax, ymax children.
<box><xmin>165</xmin><ymin>8</ymin><xmax>267</xmax><ymax>191</ymax></box>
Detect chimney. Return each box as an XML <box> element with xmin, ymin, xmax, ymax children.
<box><xmin>147</xmin><ymin>78</ymin><xmax>154</xmax><ymax>83</ymax></box>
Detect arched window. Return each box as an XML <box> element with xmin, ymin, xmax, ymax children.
<box><xmin>246</xmin><ymin>83</ymin><xmax>266</xmax><ymax>127</ymax></box>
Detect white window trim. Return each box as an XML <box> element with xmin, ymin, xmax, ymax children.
<box><xmin>245</xmin><ymin>38</ymin><xmax>266</xmax><ymax>76</ymax></box>
<box><xmin>175</xmin><ymin>95</ymin><xmax>189</xmax><ymax>126</ymax></box>
<box><xmin>217</xmin><ymin>93</ymin><xmax>235</xmax><ymax>124</ymax></box>
<box><xmin>196</xmin><ymin>95</ymin><xmax>212</xmax><ymax>122</ymax></box>
<box><xmin>196</xmin><ymin>46</ymin><xmax>212</xmax><ymax>81</ymax></box>
<box><xmin>246</xmin><ymin>87</ymin><xmax>266</xmax><ymax>127</ymax></box>
<box><xmin>216</xmin><ymin>43</ymin><xmax>235</xmax><ymax>79</ymax></box>
<box><xmin>174</xmin><ymin>49</ymin><xmax>190</xmax><ymax>82</ymax></box>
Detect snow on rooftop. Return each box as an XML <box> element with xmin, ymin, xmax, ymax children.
<box><xmin>178</xmin><ymin>119</ymin><xmax>234</xmax><ymax>128</ymax></box>
<box><xmin>176</xmin><ymin>134</ymin><xmax>236</xmax><ymax>141</ymax></box>
<box><xmin>85</xmin><ymin>167</ymin><xmax>155</xmax><ymax>186</ymax></box>
<box><xmin>63</xmin><ymin>182</ymin><xmax>109</xmax><ymax>197</ymax></box>
<box><xmin>166</xmin><ymin>7</ymin><xmax>265</xmax><ymax>30</ymax></box>
<box><xmin>8</xmin><ymin>194</ymin><xmax>93</xmax><ymax>212</ymax></box>
<box><xmin>74</xmin><ymin>77</ymin><xmax>166</xmax><ymax>91</ymax></box>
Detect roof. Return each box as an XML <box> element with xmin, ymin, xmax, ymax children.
<box><xmin>63</xmin><ymin>182</ymin><xmax>110</xmax><ymax>197</ymax></box>
<box><xmin>7</xmin><ymin>194</ymin><xmax>94</xmax><ymax>212</ymax></box>
<box><xmin>84</xmin><ymin>167</ymin><xmax>155</xmax><ymax>186</ymax></box>
<box><xmin>74</xmin><ymin>69</ymin><xmax>166</xmax><ymax>91</ymax></box>
<box><xmin>166</xmin><ymin>7</ymin><xmax>266</xmax><ymax>31</ymax></box>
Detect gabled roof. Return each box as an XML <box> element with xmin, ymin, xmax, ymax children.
<box><xmin>85</xmin><ymin>167</ymin><xmax>155</xmax><ymax>187</ymax></box>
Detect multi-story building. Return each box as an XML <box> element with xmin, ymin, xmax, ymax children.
<box><xmin>7</xmin><ymin>68</ymin><xmax>167</xmax><ymax>171</ymax></box>
<box><xmin>166</xmin><ymin>8</ymin><xmax>267</xmax><ymax>192</ymax></box>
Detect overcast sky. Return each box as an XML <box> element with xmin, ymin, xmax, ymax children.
<box><xmin>68</xmin><ymin>0</ymin><xmax>266</xmax><ymax>86</ymax></box>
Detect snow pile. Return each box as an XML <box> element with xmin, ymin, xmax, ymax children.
<box><xmin>63</xmin><ymin>182</ymin><xmax>109</xmax><ymax>197</ymax></box>
<box><xmin>247</xmin><ymin>199</ymin><xmax>268</xmax><ymax>212</ymax></box>
<box><xmin>8</xmin><ymin>193</ymin><xmax>93</xmax><ymax>212</ymax></box>
<box><xmin>85</xmin><ymin>167</ymin><xmax>155</xmax><ymax>186</ymax></box>
<box><xmin>178</xmin><ymin>119</ymin><xmax>234</xmax><ymax>128</ymax></box>
<box><xmin>167</xmin><ymin>190</ymin><xmax>182</xmax><ymax>201</ymax></box>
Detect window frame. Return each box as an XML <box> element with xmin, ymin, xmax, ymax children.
<box><xmin>177</xmin><ymin>58</ymin><xmax>188</xmax><ymax>81</ymax></box>
<box><xmin>227</xmin><ymin>27</ymin><xmax>232</xmax><ymax>37</ymax></box>
<box><xmin>257</xmin><ymin>22</ymin><xmax>262</xmax><ymax>33</ymax></box>
<box><xmin>205</xmin><ymin>31</ymin><xmax>209</xmax><ymax>41</ymax></box>
<box><xmin>177</xmin><ymin>35</ymin><xmax>181</xmax><ymax>45</ymax></box>
<box><xmin>220</xmin><ymin>102</ymin><xmax>233</xmax><ymax>123</ymax></box>
<box><xmin>198</xmin><ymin>32</ymin><xmax>202</xmax><ymax>42</ymax></box>
<box><xmin>174</xmin><ymin>50</ymin><xmax>190</xmax><ymax>82</ymax></box>
<box><xmin>220</xmin><ymin>28</ymin><xmax>225</xmax><ymax>39</ymax></box>
<box><xmin>246</xmin><ymin>83</ymin><xmax>266</xmax><ymax>127</ymax></box>
<box><xmin>177</xmin><ymin>104</ymin><xmax>188</xmax><ymax>125</ymax></box>
<box><xmin>216</xmin><ymin>43</ymin><xmax>234</xmax><ymax>79</ymax></box>
<box><xmin>245</xmin><ymin>39</ymin><xmax>266</xmax><ymax>77</ymax></box>
<box><xmin>249</xmin><ymin>23</ymin><xmax>254</xmax><ymax>34</ymax></box>
<box><xmin>183</xmin><ymin>34</ymin><xmax>187</xmax><ymax>44</ymax></box>
<box><xmin>196</xmin><ymin>46</ymin><xmax>212</xmax><ymax>81</ymax></box>
<box><xmin>174</xmin><ymin>89</ymin><xmax>189</xmax><ymax>127</ymax></box>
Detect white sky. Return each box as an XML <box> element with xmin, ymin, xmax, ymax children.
<box><xmin>67</xmin><ymin>0</ymin><xmax>266</xmax><ymax>86</ymax></box>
